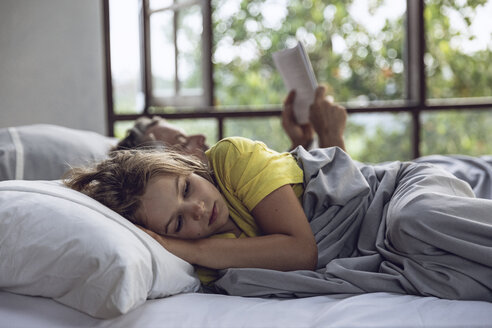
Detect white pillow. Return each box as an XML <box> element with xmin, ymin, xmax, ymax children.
<box><xmin>0</xmin><ymin>124</ymin><xmax>116</xmax><ymax>181</ymax></box>
<box><xmin>0</xmin><ymin>180</ymin><xmax>200</xmax><ymax>319</ymax></box>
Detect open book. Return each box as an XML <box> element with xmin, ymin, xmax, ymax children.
<box><xmin>273</xmin><ymin>42</ymin><xmax>318</xmax><ymax>124</ymax></box>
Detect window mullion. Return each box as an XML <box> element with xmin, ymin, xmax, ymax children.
<box><xmin>102</xmin><ymin>0</ymin><xmax>115</xmax><ymax>136</ymax></box>
<box><xmin>406</xmin><ymin>0</ymin><xmax>426</xmax><ymax>104</ymax></box>
<box><xmin>406</xmin><ymin>0</ymin><xmax>425</xmax><ymax>158</ymax></box>
<box><xmin>202</xmin><ymin>0</ymin><xmax>213</xmax><ymax>106</ymax></box>
<box><xmin>140</xmin><ymin>0</ymin><xmax>151</xmax><ymax>113</ymax></box>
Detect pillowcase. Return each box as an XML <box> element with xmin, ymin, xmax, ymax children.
<box><xmin>0</xmin><ymin>180</ymin><xmax>200</xmax><ymax>319</ymax></box>
<box><xmin>0</xmin><ymin>124</ymin><xmax>116</xmax><ymax>181</ymax></box>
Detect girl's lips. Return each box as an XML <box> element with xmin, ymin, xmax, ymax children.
<box><xmin>208</xmin><ymin>202</ymin><xmax>217</xmax><ymax>226</ymax></box>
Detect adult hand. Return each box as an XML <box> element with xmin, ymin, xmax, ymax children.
<box><xmin>309</xmin><ymin>86</ymin><xmax>347</xmax><ymax>150</ymax></box>
<box><xmin>281</xmin><ymin>90</ymin><xmax>314</xmax><ymax>150</ymax></box>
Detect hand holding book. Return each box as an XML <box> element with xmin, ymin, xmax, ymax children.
<box><xmin>273</xmin><ymin>42</ymin><xmax>318</xmax><ymax>124</ymax></box>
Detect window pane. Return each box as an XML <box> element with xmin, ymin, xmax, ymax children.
<box><xmin>177</xmin><ymin>5</ymin><xmax>203</xmax><ymax>95</ymax></box>
<box><xmin>224</xmin><ymin>117</ymin><xmax>290</xmax><ymax>151</ymax></box>
<box><xmin>151</xmin><ymin>10</ymin><xmax>176</xmax><ymax>97</ymax></box>
<box><xmin>109</xmin><ymin>0</ymin><xmax>143</xmax><ymax>114</ymax></box>
<box><xmin>213</xmin><ymin>0</ymin><xmax>406</xmax><ymax>108</ymax></box>
<box><xmin>421</xmin><ymin>109</ymin><xmax>492</xmax><ymax>156</ymax></box>
<box><xmin>150</xmin><ymin>0</ymin><xmax>173</xmax><ymax>11</ymax></box>
<box><xmin>425</xmin><ymin>0</ymin><xmax>492</xmax><ymax>99</ymax></box>
<box><xmin>346</xmin><ymin>113</ymin><xmax>412</xmax><ymax>163</ymax></box>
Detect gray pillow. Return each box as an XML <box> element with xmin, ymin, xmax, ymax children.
<box><xmin>0</xmin><ymin>124</ymin><xmax>116</xmax><ymax>181</ymax></box>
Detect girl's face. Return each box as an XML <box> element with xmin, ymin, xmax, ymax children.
<box><xmin>137</xmin><ymin>173</ymin><xmax>232</xmax><ymax>239</ymax></box>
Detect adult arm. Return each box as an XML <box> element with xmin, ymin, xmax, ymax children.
<box><xmin>309</xmin><ymin>86</ymin><xmax>347</xmax><ymax>150</ymax></box>
<box><xmin>142</xmin><ymin>184</ymin><xmax>318</xmax><ymax>271</ymax></box>
<box><xmin>281</xmin><ymin>86</ymin><xmax>347</xmax><ymax>151</ymax></box>
<box><xmin>281</xmin><ymin>90</ymin><xmax>315</xmax><ymax>150</ymax></box>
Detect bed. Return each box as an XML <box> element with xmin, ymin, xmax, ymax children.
<box><xmin>2</xmin><ymin>290</ymin><xmax>492</xmax><ymax>327</ymax></box>
<box><xmin>1</xmin><ymin>124</ymin><xmax>492</xmax><ymax>327</ymax></box>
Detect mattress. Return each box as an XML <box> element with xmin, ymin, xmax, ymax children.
<box><xmin>1</xmin><ymin>290</ymin><xmax>492</xmax><ymax>328</ymax></box>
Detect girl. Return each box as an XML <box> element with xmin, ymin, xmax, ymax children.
<box><xmin>65</xmin><ymin>136</ymin><xmax>319</xmax><ymax>285</ymax></box>
<box><xmin>65</xmin><ymin>90</ymin><xmax>492</xmax><ymax>300</ymax></box>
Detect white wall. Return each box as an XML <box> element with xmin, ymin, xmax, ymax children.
<box><xmin>0</xmin><ymin>0</ymin><xmax>107</xmax><ymax>135</ymax></box>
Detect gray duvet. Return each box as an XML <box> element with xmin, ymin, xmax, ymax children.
<box><xmin>214</xmin><ymin>147</ymin><xmax>492</xmax><ymax>301</ymax></box>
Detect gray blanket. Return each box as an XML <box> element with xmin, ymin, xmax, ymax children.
<box><xmin>214</xmin><ymin>147</ymin><xmax>492</xmax><ymax>301</ymax></box>
<box><xmin>414</xmin><ymin>154</ymin><xmax>492</xmax><ymax>199</ymax></box>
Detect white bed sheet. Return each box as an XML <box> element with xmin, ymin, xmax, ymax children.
<box><xmin>1</xmin><ymin>290</ymin><xmax>492</xmax><ymax>328</ymax></box>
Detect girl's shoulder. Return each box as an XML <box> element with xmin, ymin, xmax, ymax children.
<box><xmin>209</xmin><ymin>136</ymin><xmax>262</xmax><ymax>152</ymax></box>
<box><xmin>206</xmin><ymin>137</ymin><xmax>301</xmax><ymax>184</ymax></box>
<box><xmin>206</xmin><ymin>137</ymin><xmax>273</xmax><ymax>161</ymax></box>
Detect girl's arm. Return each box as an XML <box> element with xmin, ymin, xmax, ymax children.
<box><xmin>143</xmin><ymin>184</ymin><xmax>318</xmax><ymax>271</ymax></box>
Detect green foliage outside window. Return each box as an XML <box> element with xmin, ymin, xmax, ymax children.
<box><xmin>111</xmin><ymin>0</ymin><xmax>492</xmax><ymax>161</ymax></box>
<box><xmin>213</xmin><ymin>0</ymin><xmax>405</xmax><ymax>106</ymax></box>
<box><xmin>423</xmin><ymin>0</ymin><xmax>492</xmax><ymax>157</ymax></box>
<box><xmin>212</xmin><ymin>0</ymin><xmax>492</xmax><ymax>160</ymax></box>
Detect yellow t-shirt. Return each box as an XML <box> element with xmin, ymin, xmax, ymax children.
<box><xmin>197</xmin><ymin>137</ymin><xmax>304</xmax><ymax>284</ymax></box>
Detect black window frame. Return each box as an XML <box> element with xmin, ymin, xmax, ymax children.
<box><xmin>103</xmin><ymin>0</ymin><xmax>492</xmax><ymax>158</ymax></box>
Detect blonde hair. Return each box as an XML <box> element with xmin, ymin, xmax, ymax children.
<box><xmin>64</xmin><ymin>149</ymin><xmax>214</xmax><ymax>224</ymax></box>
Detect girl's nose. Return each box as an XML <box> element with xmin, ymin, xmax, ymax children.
<box><xmin>188</xmin><ymin>200</ymin><xmax>205</xmax><ymax>221</ymax></box>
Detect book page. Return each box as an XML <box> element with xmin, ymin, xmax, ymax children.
<box><xmin>273</xmin><ymin>42</ymin><xmax>317</xmax><ymax>124</ymax></box>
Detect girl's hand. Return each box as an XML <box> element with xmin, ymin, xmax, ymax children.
<box><xmin>282</xmin><ymin>90</ymin><xmax>314</xmax><ymax>150</ymax></box>
<box><xmin>309</xmin><ymin>86</ymin><xmax>347</xmax><ymax>150</ymax></box>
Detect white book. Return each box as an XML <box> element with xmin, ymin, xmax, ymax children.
<box><xmin>272</xmin><ymin>42</ymin><xmax>318</xmax><ymax>124</ymax></box>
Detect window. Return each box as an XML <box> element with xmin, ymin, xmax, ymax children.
<box><xmin>106</xmin><ymin>0</ymin><xmax>142</xmax><ymax>115</ymax></box>
<box><xmin>422</xmin><ymin>0</ymin><xmax>492</xmax><ymax>157</ymax></box>
<box><xmin>147</xmin><ymin>0</ymin><xmax>212</xmax><ymax>107</ymax></box>
<box><xmin>104</xmin><ymin>0</ymin><xmax>492</xmax><ymax>161</ymax></box>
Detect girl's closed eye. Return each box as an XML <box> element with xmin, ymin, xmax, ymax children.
<box><xmin>175</xmin><ymin>215</ymin><xmax>183</xmax><ymax>233</ymax></box>
<box><xmin>183</xmin><ymin>180</ymin><xmax>190</xmax><ymax>197</ymax></box>
<box><xmin>173</xmin><ymin>179</ymin><xmax>190</xmax><ymax>234</ymax></box>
